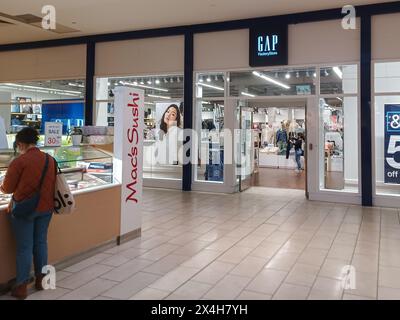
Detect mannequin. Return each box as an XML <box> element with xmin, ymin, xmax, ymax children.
<box><xmin>276</xmin><ymin>122</ymin><xmax>288</xmax><ymax>155</ymax></box>
<box><xmin>289</xmin><ymin>120</ymin><xmax>299</xmax><ymax>133</ymax></box>
<box><xmin>262</xmin><ymin>123</ymin><xmax>275</xmax><ymax>146</ymax></box>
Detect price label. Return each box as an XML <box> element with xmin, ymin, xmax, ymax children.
<box><xmin>45</xmin><ymin>122</ymin><xmax>62</xmax><ymax>147</ymax></box>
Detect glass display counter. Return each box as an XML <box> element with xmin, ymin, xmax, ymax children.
<box><xmin>0</xmin><ymin>145</ymin><xmax>113</xmax><ymax>206</ymax></box>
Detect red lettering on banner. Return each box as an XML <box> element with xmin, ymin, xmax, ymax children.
<box><xmin>125</xmin><ymin>92</ymin><xmax>141</xmax><ymax>203</ymax></box>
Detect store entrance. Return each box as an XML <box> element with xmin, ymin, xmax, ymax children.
<box><xmin>237</xmin><ymin>99</ymin><xmax>307</xmax><ymax>193</ymax></box>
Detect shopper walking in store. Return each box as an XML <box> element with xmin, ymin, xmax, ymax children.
<box><xmin>292</xmin><ymin>133</ymin><xmax>305</xmax><ymax>173</ymax></box>
<box><xmin>0</xmin><ymin>127</ymin><xmax>56</xmax><ymax>300</ymax></box>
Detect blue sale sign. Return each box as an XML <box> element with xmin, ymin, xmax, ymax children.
<box><xmin>385</xmin><ymin>104</ymin><xmax>400</xmax><ymax>184</ymax></box>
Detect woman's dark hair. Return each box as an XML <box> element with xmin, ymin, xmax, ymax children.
<box><xmin>15</xmin><ymin>127</ymin><xmax>39</xmax><ymax>145</ymax></box>
<box><xmin>160</xmin><ymin>104</ymin><xmax>181</xmax><ymax>136</ymax></box>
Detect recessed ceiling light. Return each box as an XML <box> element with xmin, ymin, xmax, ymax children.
<box><xmin>333</xmin><ymin>66</ymin><xmax>343</xmax><ymax>79</ymax></box>
<box><xmin>147</xmin><ymin>80</ymin><xmax>152</xmax><ymax>85</ymax></box>
<box><xmin>196</xmin><ymin>82</ymin><xmax>224</xmax><ymax>91</ymax></box>
<box><xmin>285</xmin><ymin>73</ymin><xmax>291</xmax><ymax>79</ymax></box>
<box><xmin>206</xmin><ymin>77</ymin><xmax>211</xmax><ymax>82</ymax></box>
<box><xmin>241</xmin><ymin>91</ymin><xmax>256</xmax><ymax>98</ymax></box>
<box><xmin>252</xmin><ymin>71</ymin><xmax>290</xmax><ymax>90</ymax></box>
<box><xmin>148</xmin><ymin>94</ymin><xmax>171</xmax><ymax>100</ymax></box>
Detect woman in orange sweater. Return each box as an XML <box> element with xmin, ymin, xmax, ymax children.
<box><xmin>1</xmin><ymin>127</ymin><xmax>56</xmax><ymax>300</ymax></box>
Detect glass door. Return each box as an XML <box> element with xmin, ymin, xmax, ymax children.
<box><xmin>237</xmin><ymin>101</ymin><xmax>254</xmax><ymax>191</ymax></box>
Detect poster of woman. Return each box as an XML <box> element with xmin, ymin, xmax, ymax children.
<box><xmin>155</xmin><ymin>102</ymin><xmax>183</xmax><ymax>165</ymax></box>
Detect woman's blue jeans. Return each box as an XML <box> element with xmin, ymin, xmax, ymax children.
<box><xmin>9</xmin><ymin>211</ymin><xmax>52</xmax><ymax>285</ymax></box>
<box><xmin>295</xmin><ymin>149</ymin><xmax>302</xmax><ymax>170</ymax></box>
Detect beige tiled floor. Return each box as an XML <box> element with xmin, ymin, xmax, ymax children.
<box><xmin>4</xmin><ymin>186</ymin><xmax>400</xmax><ymax>300</ymax></box>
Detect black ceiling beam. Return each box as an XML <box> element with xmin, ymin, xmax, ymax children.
<box><xmin>0</xmin><ymin>1</ymin><xmax>399</xmax><ymax>52</ymax></box>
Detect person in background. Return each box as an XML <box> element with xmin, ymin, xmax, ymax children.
<box><xmin>1</xmin><ymin>127</ymin><xmax>56</xmax><ymax>300</ymax></box>
<box><xmin>292</xmin><ymin>133</ymin><xmax>305</xmax><ymax>173</ymax></box>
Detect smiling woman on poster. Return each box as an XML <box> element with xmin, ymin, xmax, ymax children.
<box><xmin>156</xmin><ymin>103</ymin><xmax>183</xmax><ymax>165</ymax></box>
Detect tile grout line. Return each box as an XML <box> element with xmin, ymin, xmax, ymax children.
<box><xmin>269</xmin><ymin>205</ymin><xmax>340</xmax><ymax>299</ymax></box>
<box><xmin>304</xmin><ymin>205</ymin><xmax>349</xmax><ymax>300</ymax></box>
<box><xmin>339</xmin><ymin>207</ymin><xmax>369</xmax><ymax>300</ymax></box>
<box><xmin>376</xmin><ymin>207</ymin><xmax>383</xmax><ymax>300</ymax></box>
<box><xmin>177</xmin><ymin>198</ymin><xmax>300</xmax><ymax>300</ymax></box>
<box><xmin>226</xmin><ymin>202</ymin><xmax>332</xmax><ymax>299</ymax></box>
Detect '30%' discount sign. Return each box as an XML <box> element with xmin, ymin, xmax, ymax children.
<box><xmin>44</xmin><ymin>122</ymin><xmax>63</xmax><ymax>147</ymax></box>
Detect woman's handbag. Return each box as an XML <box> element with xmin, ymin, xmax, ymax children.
<box><xmin>11</xmin><ymin>154</ymin><xmax>49</xmax><ymax>219</ymax></box>
<box><xmin>53</xmin><ymin>159</ymin><xmax>75</xmax><ymax>215</ymax></box>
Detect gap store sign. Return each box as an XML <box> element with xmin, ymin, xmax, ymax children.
<box><xmin>385</xmin><ymin>104</ymin><xmax>400</xmax><ymax>184</ymax></box>
<box><xmin>249</xmin><ymin>24</ymin><xmax>288</xmax><ymax>67</ymax></box>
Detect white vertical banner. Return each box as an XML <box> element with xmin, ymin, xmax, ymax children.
<box><xmin>113</xmin><ymin>87</ymin><xmax>144</xmax><ymax>236</ymax></box>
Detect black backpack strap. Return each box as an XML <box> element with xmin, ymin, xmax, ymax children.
<box><xmin>38</xmin><ymin>154</ymin><xmax>50</xmax><ymax>191</ymax></box>
<box><xmin>53</xmin><ymin>157</ymin><xmax>61</xmax><ymax>175</ymax></box>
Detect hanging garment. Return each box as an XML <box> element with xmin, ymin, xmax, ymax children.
<box><xmin>276</xmin><ymin>129</ymin><xmax>288</xmax><ymax>144</ymax></box>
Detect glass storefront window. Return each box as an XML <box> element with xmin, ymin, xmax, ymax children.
<box><xmin>0</xmin><ymin>79</ymin><xmax>85</xmax><ymax>141</ymax></box>
<box><xmin>320</xmin><ymin>65</ymin><xmax>358</xmax><ymax>95</ymax></box>
<box><xmin>195</xmin><ymin>100</ymin><xmax>224</xmax><ymax>183</ymax></box>
<box><xmin>95</xmin><ymin>74</ymin><xmax>184</xmax><ymax>180</ymax></box>
<box><xmin>375</xmin><ymin>62</ymin><xmax>400</xmax><ymax>94</ymax></box>
<box><xmin>229</xmin><ymin>67</ymin><xmax>316</xmax><ymax>97</ymax></box>
<box><xmin>374</xmin><ymin>95</ymin><xmax>400</xmax><ymax>196</ymax></box>
<box><xmin>195</xmin><ymin>73</ymin><xmax>225</xmax><ymax>98</ymax></box>
<box><xmin>374</xmin><ymin>61</ymin><xmax>400</xmax><ymax>197</ymax></box>
<box><xmin>319</xmin><ymin>96</ymin><xmax>359</xmax><ymax>192</ymax></box>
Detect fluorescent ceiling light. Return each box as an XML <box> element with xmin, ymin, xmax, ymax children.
<box><xmin>4</xmin><ymin>83</ymin><xmax>81</xmax><ymax>95</ymax></box>
<box><xmin>119</xmin><ymin>81</ymin><xmax>168</xmax><ymax>92</ymax></box>
<box><xmin>336</xmin><ymin>97</ymin><xmax>343</xmax><ymax>102</ymax></box>
<box><xmin>252</xmin><ymin>71</ymin><xmax>290</xmax><ymax>90</ymax></box>
<box><xmin>68</xmin><ymin>82</ymin><xmax>84</xmax><ymax>88</ymax></box>
<box><xmin>241</xmin><ymin>91</ymin><xmax>256</xmax><ymax>98</ymax></box>
<box><xmin>196</xmin><ymin>82</ymin><xmax>224</xmax><ymax>91</ymax></box>
<box><xmin>148</xmin><ymin>94</ymin><xmax>171</xmax><ymax>100</ymax></box>
<box><xmin>201</xmin><ymin>101</ymin><xmax>211</xmax><ymax>104</ymax></box>
<box><xmin>333</xmin><ymin>66</ymin><xmax>343</xmax><ymax>79</ymax></box>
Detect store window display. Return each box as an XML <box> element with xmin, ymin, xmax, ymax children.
<box><xmin>194</xmin><ymin>72</ymin><xmax>225</xmax><ymax>183</ymax></box>
<box><xmin>320</xmin><ymin>97</ymin><xmax>358</xmax><ymax>192</ymax></box>
<box><xmin>0</xmin><ymin>79</ymin><xmax>85</xmax><ymax>147</ymax></box>
<box><xmin>95</xmin><ymin>74</ymin><xmax>184</xmax><ymax>181</ymax></box>
<box><xmin>195</xmin><ymin>100</ymin><xmax>224</xmax><ymax>183</ymax></box>
<box><xmin>317</xmin><ymin>64</ymin><xmax>359</xmax><ymax>193</ymax></box>
<box><xmin>374</xmin><ymin>61</ymin><xmax>400</xmax><ymax>197</ymax></box>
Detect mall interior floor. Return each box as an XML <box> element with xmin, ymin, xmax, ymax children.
<box><xmin>253</xmin><ymin>167</ymin><xmax>305</xmax><ymax>189</ymax></box>
<box><xmin>2</xmin><ymin>187</ymin><xmax>399</xmax><ymax>300</ymax></box>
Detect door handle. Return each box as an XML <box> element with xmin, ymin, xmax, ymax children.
<box><xmin>309</xmin><ymin>143</ymin><xmax>313</xmax><ymax>151</ymax></box>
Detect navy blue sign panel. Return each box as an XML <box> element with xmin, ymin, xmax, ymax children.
<box><xmin>384</xmin><ymin>104</ymin><xmax>400</xmax><ymax>184</ymax></box>
<box><xmin>249</xmin><ymin>24</ymin><xmax>288</xmax><ymax>67</ymax></box>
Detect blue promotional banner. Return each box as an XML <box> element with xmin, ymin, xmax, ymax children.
<box><xmin>384</xmin><ymin>104</ymin><xmax>400</xmax><ymax>184</ymax></box>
